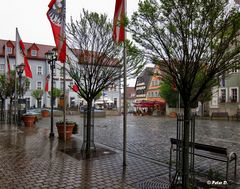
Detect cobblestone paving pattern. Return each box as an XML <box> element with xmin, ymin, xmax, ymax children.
<box><xmin>0</xmin><ymin>121</ymin><xmax>169</xmax><ymax>189</ymax></box>
<box><xmin>0</xmin><ymin>115</ymin><xmax>240</xmax><ymax>188</ymax></box>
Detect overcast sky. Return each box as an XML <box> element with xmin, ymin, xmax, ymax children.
<box><xmin>0</xmin><ymin>0</ymin><xmax>141</xmax><ymax>86</ymax></box>
<box><xmin>0</xmin><ymin>0</ymin><xmax>140</xmax><ymax>45</ymax></box>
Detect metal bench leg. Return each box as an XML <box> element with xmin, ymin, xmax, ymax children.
<box><xmin>169</xmin><ymin>144</ymin><xmax>173</xmax><ymax>181</ymax></box>
<box><xmin>234</xmin><ymin>154</ymin><xmax>237</xmax><ymax>179</ymax></box>
<box><xmin>226</xmin><ymin>157</ymin><xmax>229</xmax><ymax>181</ymax></box>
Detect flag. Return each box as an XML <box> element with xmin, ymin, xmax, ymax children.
<box><xmin>45</xmin><ymin>74</ymin><xmax>50</xmax><ymax>92</ymax></box>
<box><xmin>4</xmin><ymin>43</ymin><xmax>11</xmax><ymax>80</ymax></box>
<box><xmin>72</xmin><ymin>84</ymin><xmax>78</xmax><ymax>92</ymax></box>
<box><xmin>6</xmin><ymin>55</ymin><xmax>11</xmax><ymax>80</ymax></box>
<box><xmin>113</xmin><ymin>0</ymin><xmax>125</xmax><ymax>43</ymax></box>
<box><xmin>47</xmin><ymin>0</ymin><xmax>66</xmax><ymax>63</ymax></box>
<box><xmin>16</xmin><ymin>28</ymin><xmax>32</xmax><ymax>78</ymax></box>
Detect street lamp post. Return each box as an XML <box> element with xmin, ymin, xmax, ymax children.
<box><xmin>16</xmin><ymin>63</ymin><xmax>25</xmax><ymax>125</ymax></box>
<box><xmin>45</xmin><ymin>49</ymin><xmax>57</xmax><ymax>138</ymax></box>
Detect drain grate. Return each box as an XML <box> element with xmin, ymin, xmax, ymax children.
<box><xmin>137</xmin><ymin>176</ymin><xmax>170</xmax><ymax>189</ymax></box>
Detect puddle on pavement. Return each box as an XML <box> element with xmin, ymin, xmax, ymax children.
<box><xmin>60</xmin><ymin>147</ymin><xmax>116</xmax><ymax>160</ymax></box>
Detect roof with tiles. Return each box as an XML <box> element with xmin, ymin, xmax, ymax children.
<box><xmin>0</xmin><ymin>39</ymin><xmax>54</xmax><ymax>60</ymax></box>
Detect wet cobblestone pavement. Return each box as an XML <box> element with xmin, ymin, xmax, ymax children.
<box><xmin>0</xmin><ymin>115</ymin><xmax>239</xmax><ymax>188</ymax></box>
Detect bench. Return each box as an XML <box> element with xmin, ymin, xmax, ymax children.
<box><xmin>169</xmin><ymin>138</ymin><xmax>237</xmax><ymax>181</ymax></box>
<box><xmin>211</xmin><ymin>112</ymin><xmax>229</xmax><ymax>120</ymax></box>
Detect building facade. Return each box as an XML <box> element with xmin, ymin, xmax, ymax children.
<box><xmin>135</xmin><ymin>67</ymin><xmax>154</xmax><ymax>102</ymax></box>
<box><xmin>0</xmin><ymin>39</ymin><xmax>121</xmax><ymax>110</ymax></box>
<box><xmin>209</xmin><ymin>70</ymin><xmax>240</xmax><ymax>116</ymax></box>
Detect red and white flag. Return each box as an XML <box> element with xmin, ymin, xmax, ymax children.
<box><xmin>6</xmin><ymin>55</ymin><xmax>11</xmax><ymax>80</ymax></box>
<box><xmin>72</xmin><ymin>84</ymin><xmax>78</xmax><ymax>92</ymax></box>
<box><xmin>4</xmin><ymin>43</ymin><xmax>11</xmax><ymax>81</ymax></box>
<box><xmin>16</xmin><ymin>28</ymin><xmax>32</xmax><ymax>78</ymax></box>
<box><xmin>45</xmin><ymin>74</ymin><xmax>50</xmax><ymax>92</ymax></box>
<box><xmin>113</xmin><ymin>0</ymin><xmax>125</xmax><ymax>43</ymax></box>
<box><xmin>47</xmin><ymin>0</ymin><xmax>66</xmax><ymax>63</ymax></box>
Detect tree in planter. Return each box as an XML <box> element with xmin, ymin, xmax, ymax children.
<box><xmin>5</xmin><ymin>70</ymin><xmax>29</xmax><ymax>123</ymax></box>
<box><xmin>130</xmin><ymin>0</ymin><xmax>240</xmax><ymax>187</ymax></box>
<box><xmin>31</xmin><ymin>89</ymin><xmax>44</xmax><ymax>108</ymax></box>
<box><xmin>0</xmin><ymin>75</ymin><xmax>7</xmax><ymax>121</ymax></box>
<box><xmin>66</xmin><ymin>10</ymin><xmax>145</xmax><ymax>154</ymax></box>
<box><xmin>48</xmin><ymin>87</ymin><xmax>61</xmax><ymax>108</ymax></box>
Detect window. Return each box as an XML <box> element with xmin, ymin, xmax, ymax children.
<box><xmin>220</xmin><ymin>89</ymin><xmax>226</xmax><ymax>103</ymax></box>
<box><xmin>26</xmin><ymin>81</ymin><xmax>31</xmax><ymax>90</ymax></box>
<box><xmin>0</xmin><ymin>64</ymin><xmax>4</xmax><ymax>74</ymax></box>
<box><xmin>60</xmin><ymin>81</ymin><xmax>64</xmax><ymax>90</ymax></box>
<box><xmin>37</xmin><ymin>81</ymin><xmax>42</xmax><ymax>89</ymax></box>
<box><xmin>230</xmin><ymin>88</ymin><xmax>238</xmax><ymax>102</ymax></box>
<box><xmin>37</xmin><ymin>66</ymin><xmax>42</xmax><ymax>75</ymax></box>
<box><xmin>26</xmin><ymin>97</ymin><xmax>30</xmax><ymax>109</ymax></box>
<box><xmin>6</xmin><ymin>47</ymin><xmax>12</xmax><ymax>54</ymax></box>
<box><xmin>53</xmin><ymin>81</ymin><xmax>56</xmax><ymax>88</ymax></box>
<box><xmin>231</xmin><ymin>63</ymin><xmax>239</xmax><ymax>73</ymax></box>
<box><xmin>60</xmin><ymin>67</ymin><xmax>64</xmax><ymax>77</ymax></box>
<box><xmin>31</xmin><ymin>50</ymin><xmax>37</xmax><ymax>57</ymax></box>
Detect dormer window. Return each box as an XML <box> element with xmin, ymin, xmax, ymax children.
<box><xmin>31</xmin><ymin>50</ymin><xmax>37</xmax><ymax>56</ymax></box>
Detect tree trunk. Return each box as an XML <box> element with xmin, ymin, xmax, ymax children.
<box><xmin>182</xmin><ymin>103</ymin><xmax>191</xmax><ymax>189</ymax></box>
<box><xmin>86</xmin><ymin>100</ymin><xmax>93</xmax><ymax>155</ymax></box>
<box><xmin>1</xmin><ymin>98</ymin><xmax>5</xmax><ymax>121</ymax></box>
<box><xmin>9</xmin><ymin>98</ymin><xmax>13</xmax><ymax>124</ymax></box>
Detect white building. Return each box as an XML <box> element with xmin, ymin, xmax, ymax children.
<box><xmin>0</xmin><ymin>39</ymin><xmax>121</xmax><ymax>110</ymax></box>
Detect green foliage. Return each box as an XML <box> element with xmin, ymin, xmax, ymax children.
<box><xmin>130</xmin><ymin>1</ymin><xmax>240</xmax><ymax>187</ymax></box>
<box><xmin>0</xmin><ymin>71</ymin><xmax>29</xmax><ymax>99</ymax></box>
<box><xmin>130</xmin><ymin>0</ymin><xmax>240</xmax><ymax>106</ymax></box>
<box><xmin>66</xmin><ymin>10</ymin><xmax>145</xmax><ymax>102</ymax></box>
<box><xmin>159</xmin><ymin>81</ymin><xmax>178</xmax><ymax>107</ymax></box>
<box><xmin>31</xmin><ymin>89</ymin><xmax>43</xmax><ymax>100</ymax></box>
<box><xmin>94</xmin><ymin>91</ymin><xmax>102</xmax><ymax>101</ymax></box>
<box><xmin>48</xmin><ymin>87</ymin><xmax>62</xmax><ymax>99</ymax></box>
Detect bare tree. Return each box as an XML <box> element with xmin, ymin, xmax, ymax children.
<box><xmin>129</xmin><ymin>0</ymin><xmax>240</xmax><ymax>187</ymax></box>
<box><xmin>66</xmin><ymin>10</ymin><xmax>145</xmax><ymax>154</ymax></box>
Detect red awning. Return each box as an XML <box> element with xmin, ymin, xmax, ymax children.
<box><xmin>134</xmin><ymin>100</ymin><xmax>165</xmax><ymax>107</ymax></box>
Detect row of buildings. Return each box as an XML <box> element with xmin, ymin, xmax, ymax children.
<box><xmin>0</xmin><ymin>39</ymin><xmax>121</xmax><ymax>110</ymax></box>
<box><xmin>1</xmin><ymin>38</ymin><xmax>240</xmax><ymax>116</ymax></box>
<box><xmin>127</xmin><ymin>66</ymin><xmax>240</xmax><ymax>117</ymax></box>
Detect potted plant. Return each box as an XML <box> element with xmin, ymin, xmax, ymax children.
<box><xmin>41</xmin><ymin>109</ymin><xmax>49</xmax><ymax>117</ymax></box>
<box><xmin>56</xmin><ymin>120</ymin><xmax>76</xmax><ymax>139</ymax></box>
<box><xmin>22</xmin><ymin>114</ymin><xmax>37</xmax><ymax>127</ymax></box>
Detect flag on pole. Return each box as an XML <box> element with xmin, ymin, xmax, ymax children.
<box><xmin>16</xmin><ymin>28</ymin><xmax>32</xmax><ymax>78</ymax></box>
<box><xmin>4</xmin><ymin>43</ymin><xmax>11</xmax><ymax>80</ymax></box>
<box><xmin>72</xmin><ymin>84</ymin><xmax>78</xmax><ymax>92</ymax></box>
<box><xmin>6</xmin><ymin>55</ymin><xmax>11</xmax><ymax>80</ymax></box>
<box><xmin>113</xmin><ymin>0</ymin><xmax>125</xmax><ymax>43</ymax></box>
<box><xmin>47</xmin><ymin>0</ymin><xmax>66</xmax><ymax>63</ymax></box>
<box><xmin>45</xmin><ymin>74</ymin><xmax>50</xmax><ymax>92</ymax></box>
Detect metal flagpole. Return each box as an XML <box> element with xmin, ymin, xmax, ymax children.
<box><xmin>4</xmin><ymin>41</ymin><xmax>7</xmax><ymax>122</ymax></box>
<box><xmin>123</xmin><ymin>0</ymin><xmax>127</xmax><ymax>167</ymax></box>
<box><xmin>14</xmin><ymin>28</ymin><xmax>18</xmax><ymax>125</ymax></box>
<box><xmin>63</xmin><ymin>0</ymin><xmax>66</xmax><ymax>141</ymax></box>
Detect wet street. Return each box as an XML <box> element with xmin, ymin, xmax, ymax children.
<box><xmin>0</xmin><ymin>115</ymin><xmax>239</xmax><ymax>188</ymax></box>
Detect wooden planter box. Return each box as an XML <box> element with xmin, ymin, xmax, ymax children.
<box><xmin>22</xmin><ymin>115</ymin><xmax>36</xmax><ymax>127</ymax></box>
<box><xmin>56</xmin><ymin>123</ymin><xmax>75</xmax><ymax>139</ymax></box>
